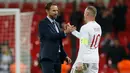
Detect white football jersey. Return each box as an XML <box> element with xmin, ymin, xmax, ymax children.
<box><xmin>72</xmin><ymin>21</ymin><xmax>102</xmax><ymax>68</ymax></box>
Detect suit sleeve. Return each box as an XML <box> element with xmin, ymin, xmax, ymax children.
<box><xmin>39</xmin><ymin>21</ymin><xmax>66</xmax><ymax>40</ymax></box>
<box><xmin>60</xmin><ymin>43</ymin><xmax>67</xmax><ymax>60</ymax></box>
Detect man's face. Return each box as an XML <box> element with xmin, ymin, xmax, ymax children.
<box><xmin>47</xmin><ymin>5</ymin><xmax>58</xmax><ymax>19</ymax></box>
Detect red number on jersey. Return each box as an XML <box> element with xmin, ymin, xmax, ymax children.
<box><xmin>90</xmin><ymin>34</ymin><xmax>101</xmax><ymax>48</ymax></box>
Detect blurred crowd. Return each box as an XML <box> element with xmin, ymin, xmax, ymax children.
<box><xmin>0</xmin><ymin>41</ymin><xmax>27</xmax><ymax>73</ymax></box>
<box><xmin>0</xmin><ymin>41</ymin><xmax>13</xmax><ymax>73</ymax></box>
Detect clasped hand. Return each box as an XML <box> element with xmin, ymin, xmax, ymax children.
<box><xmin>63</xmin><ymin>23</ymin><xmax>76</xmax><ymax>34</ymax></box>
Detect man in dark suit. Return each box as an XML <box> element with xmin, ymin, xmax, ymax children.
<box><xmin>38</xmin><ymin>2</ymin><xmax>73</xmax><ymax>73</ymax></box>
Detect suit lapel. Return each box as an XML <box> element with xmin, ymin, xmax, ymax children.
<box><xmin>55</xmin><ymin>22</ymin><xmax>61</xmax><ymax>32</ymax></box>
<box><xmin>45</xmin><ymin>18</ymin><xmax>57</xmax><ymax>33</ymax></box>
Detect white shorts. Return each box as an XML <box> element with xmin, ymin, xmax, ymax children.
<box><xmin>70</xmin><ymin>63</ymin><xmax>99</xmax><ymax>73</ymax></box>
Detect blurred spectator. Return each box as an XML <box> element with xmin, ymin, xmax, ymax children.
<box><xmin>61</xmin><ymin>61</ymin><xmax>71</xmax><ymax>73</ymax></box>
<box><xmin>107</xmin><ymin>38</ymin><xmax>127</xmax><ymax>69</ymax></box>
<box><xmin>112</xmin><ymin>0</ymin><xmax>127</xmax><ymax>34</ymax></box>
<box><xmin>127</xmin><ymin>42</ymin><xmax>130</xmax><ymax>59</ymax></box>
<box><xmin>88</xmin><ymin>2</ymin><xmax>95</xmax><ymax>6</ymax></box>
<box><xmin>10</xmin><ymin>62</ymin><xmax>27</xmax><ymax>73</ymax></box>
<box><xmin>117</xmin><ymin>59</ymin><xmax>130</xmax><ymax>73</ymax></box>
<box><xmin>97</xmin><ymin>8</ymin><xmax>113</xmax><ymax>35</ymax></box>
<box><xmin>100</xmin><ymin>33</ymin><xmax>114</xmax><ymax>53</ymax></box>
<box><xmin>95</xmin><ymin>0</ymin><xmax>106</xmax><ymax>14</ymax></box>
<box><xmin>55</xmin><ymin>7</ymin><xmax>64</xmax><ymax>28</ymax></box>
<box><xmin>127</xmin><ymin>43</ymin><xmax>130</xmax><ymax>50</ymax></box>
<box><xmin>0</xmin><ymin>43</ymin><xmax>13</xmax><ymax>73</ymax></box>
<box><xmin>70</xmin><ymin>9</ymin><xmax>83</xmax><ymax>31</ymax></box>
<box><xmin>69</xmin><ymin>1</ymin><xmax>84</xmax><ymax>65</ymax></box>
<box><xmin>95</xmin><ymin>0</ymin><xmax>106</xmax><ymax>23</ymax></box>
<box><xmin>70</xmin><ymin>1</ymin><xmax>83</xmax><ymax>31</ymax></box>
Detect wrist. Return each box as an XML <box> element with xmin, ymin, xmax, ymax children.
<box><xmin>64</xmin><ymin>30</ymin><xmax>68</xmax><ymax>34</ymax></box>
<box><xmin>66</xmin><ymin>56</ymin><xmax>69</xmax><ymax>58</ymax></box>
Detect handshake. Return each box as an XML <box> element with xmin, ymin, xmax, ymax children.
<box><xmin>63</xmin><ymin>23</ymin><xmax>76</xmax><ymax>34</ymax></box>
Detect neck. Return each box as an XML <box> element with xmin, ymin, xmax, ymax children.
<box><xmin>88</xmin><ymin>19</ymin><xmax>95</xmax><ymax>22</ymax></box>
<box><xmin>86</xmin><ymin>18</ymin><xmax>95</xmax><ymax>23</ymax></box>
<box><xmin>47</xmin><ymin>15</ymin><xmax>55</xmax><ymax>20</ymax></box>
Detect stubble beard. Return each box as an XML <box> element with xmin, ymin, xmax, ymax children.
<box><xmin>49</xmin><ymin>15</ymin><xmax>57</xmax><ymax>20</ymax></box>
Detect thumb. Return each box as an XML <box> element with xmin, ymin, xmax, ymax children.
<box><xmin>67</xmin><ymin>23</ymin><xmax>71</xmax><ymax>26</ymax></box>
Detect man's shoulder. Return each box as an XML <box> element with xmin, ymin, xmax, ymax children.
<box><xmin>93</xmin><ymin>21</ymin><xmax>101</xmax><ymax>27</ymax></box>
<box><xmin>39</xmin><ymin>17</ymin><xmax>48</xmax><ymax>24</ymax></box>
<box><xmin>38</xmin><ymin>18</ymin><xmax>49</xmax><ymax>28</ymax></box>
<box><xmin>80</xmin><ymin>24</ymin><xmax>92</xmax><ymax>32</ymax></box>
<box><xmin>41</xmin><ymin>17</ymin><xmax>48</xmax><ymax>22</ymax></box>
<box><xmin>88</xmin><ymin>21</ymin><xmax>101</xmax><ymax>29</ymax></box>
<box><xmin>81</xmin><ymin>23</ymin><xmax>89</xmax><ymax>28</ymax></box>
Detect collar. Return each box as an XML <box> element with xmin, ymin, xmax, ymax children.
<box><xmin>47</xmin><ymin>16</ymin><xmax>55</xmax><ymax>23</ymax></box>
<box><xmin>87</xmin><ymin>21</ymin><xmax>96</xmax><ymax>24</ymax></box>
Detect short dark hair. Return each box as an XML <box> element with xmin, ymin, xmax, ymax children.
<box><xmin>45</xmin><ymin>2</ymin><xmax>57</xmax><ymax>10</ymax></box>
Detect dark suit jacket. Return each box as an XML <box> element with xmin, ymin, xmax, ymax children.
<box><xmin>38</xmin><ymin>17</ymin><xmax>67</xmax><ymax>63</ymax></box>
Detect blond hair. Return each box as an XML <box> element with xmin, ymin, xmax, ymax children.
<box><xmin>85</xmin><ymin>6</ymin><xmax>97</xmax><ymax>17</ymax></box>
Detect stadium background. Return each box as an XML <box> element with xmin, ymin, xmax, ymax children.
<box><xmin>0</xmin><ymin>0</ymin><xmax>130</xmax><ymax>73</ymax></box>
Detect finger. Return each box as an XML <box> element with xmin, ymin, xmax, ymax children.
<box><xmin>68</xmin><ymin>58</ymin><xmax>72</xmax><ymax>63</ymax></box>
<box><xmin>67</xmin><ymin>23</ymin><xmax>72</xmax><ymax>27</ymax></box>
<box><xmin>66</xmin><ymin>24</ymin><xmax>72</xmax><ymax>28</ymax></box>
<box><xmin>63</xmin><ymin>25</ymin><xmax>67</xmax><ymax>29</ymax></box>
<box><xmin>71</xmin><ymin>25</ymin><xmax>75</xmax><ymax>28</ymax></box>
<box><xmin>68</xmin><ymin>59</ymin><xmax>71</xmax><ymax>63</ymax></box>
<box><xmin>67</xmin><ymin>23</ymin><xmax>71</xmax><ymax>25</ymax></box>
<box><xmin>74</xmin><ymin>27</ymin><xmax>76</xmax><ymax>29</ymax></box>
<box><xmin>67</xmin><ymin>22</ymin><xmax>70</xmax><ymax>25</ymax></box>
<box><xmin>71</xmin><ymin>26</ymin><xmax>75</xmax><ymax>29</ymax></box>
<box><xmin>72</xmin><ymin>25</ymin><xmax>75</xmax><ymax>26</ymax></box>
<box><xmin>69</xmin><ymin>59</ymin><xmax>72</xmax><ymax>63</ymax></box>
<box><xmin>70</xmin><ymin>59</ymin><xmax>72</xmax><ymax>63</ymax></box>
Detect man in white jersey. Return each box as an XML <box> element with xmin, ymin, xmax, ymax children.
<box><xmin>69</xmin><ymin>6</ymin><xmax>102</xmax><ymax>73</ymax></box>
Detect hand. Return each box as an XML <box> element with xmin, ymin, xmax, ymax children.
<box><xmin>64</xmin><ymin>23</ymin><xmax>76</xmax><ymax>33</ymax></box>
<box><xmin>67</xmin><ymin>23</ymin><xmax>76</xmax><ymax>32</ymax></box>
<box><xmin>61</xmin><ymin>23</ymin><xmax>67</xmax><ymax>30</ymax></box>
<box><xmin>75</xmin><ymin>62</ymin><xmax>84</xmax><ymax>71</ymax></box>
<box><xmin>66</xmin><ymin>56</ymin><xmax>72</xmax><ymax>64</ymax></box>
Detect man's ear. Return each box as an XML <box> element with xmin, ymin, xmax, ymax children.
<box><xmin>85</xmin><ymin>13</ymin><xmax>89</xmax><ymax>17</ymax></box>
<box><xmin>84</xmin><ymin>13</ymin><xmax>88</xmax><ymax>19</ymax></box>
<box><xmin>46</xmin><ymin>10</ymin><xmax>48</xmax><ymax>13</ymax></box>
